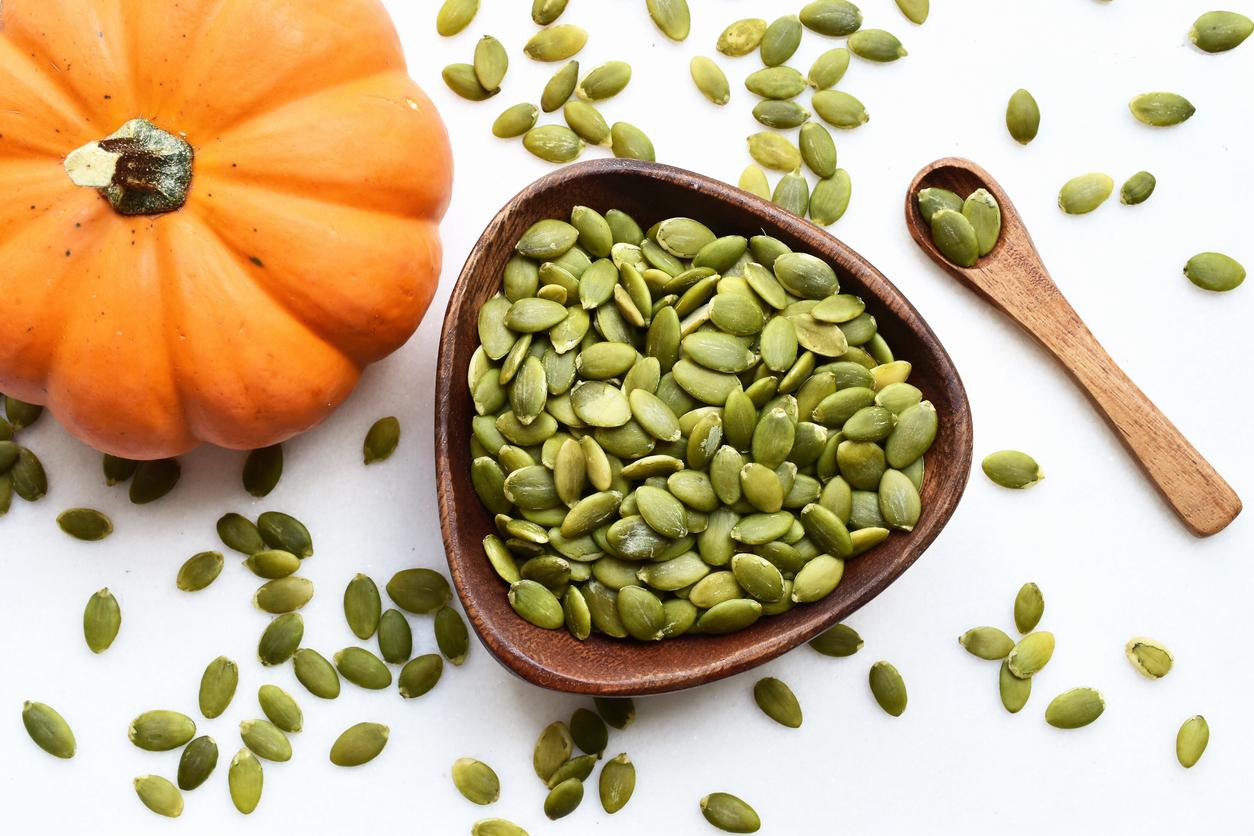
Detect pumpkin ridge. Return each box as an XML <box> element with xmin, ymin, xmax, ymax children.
<box><xmin>0</xmin><ymin>39</ymin><xmax>98</xmax><ymax>149</ymax></box>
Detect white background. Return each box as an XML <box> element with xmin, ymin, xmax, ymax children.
<box><xmin>3</xmin><ymin>1</ymin><xmax>1251</xmax><ymax>833</ymax></box>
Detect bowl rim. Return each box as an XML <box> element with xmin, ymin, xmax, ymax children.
<box><xmin>435</xmin><ymin>159</ymin><xmax>973</xmax><ymax>695</ymax></box>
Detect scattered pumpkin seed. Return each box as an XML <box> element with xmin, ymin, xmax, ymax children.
<box><xmin>895</xmin><ymin>0</ymin><xmax>929</xmax><ymax>24</ymax></box>
<box><xmin>760</xmin><ymin>16</ymin><xmax>803</xmax><ymax>67</ymax></box>
<box><xmin>435</xmin><ymin>606</ymin><xmax>471</xmax><ymax>665</ymax></box>
<box><xmin>243</xmin><ymin>549</ymin><xmax>300</xmax><ymax>579</ymax></box>
<box><xmin>578</xmin><ymin>61</ymin><xmax>632</xmax><ymax>101</ymax></box>
<box><xmin>329</xmin><ymin>722</ymin><xmax>389</xmax><ymax>767</ymax></box>
<box><xmin>524</xmin><ymin>125</ymin><xmax>585</xmax><ymax>163</ymax></box>
<box><xmin>599</xmin><ymin>753</ymin><xmax>636</xmax><ymax>813</ymax></box>
<box><xmin>493</xmin><ymin>103</ymin><xmax>540</xmax><ymax>139</ymax></box>
<box><xmin>257</xmin><ymin>613</ymin><xmax>303</xmax><ymax>666</ymax></box>
<box><xmin>57</xmin><ymin>507</ymin><xmax>113</xmax><ymax>541</ymax></box>
<box><xmin>242</xmin><ymin>445</ymin><xmax>282</xmax><ymax>496</ymax></box>
<box><xmin>473</xmin><ymin>820</ymin><xmax>529</xmax><ymax>836</ymax></box>
<box><xmin>1014</xmin><ymin>582</ymin><xmax>1044</xmax><ymax>633</ymax></box>
<box><xmin>1126</xmin><ymin>637</ymin><xmax>1173</xmax><ymax>679</ymax></box>
<box><xmin>130</xmin><ymin>710</ymin><xmax>196</xmax><ymax>752</ymax></box>
<box><xmin>1119</xmin><ymin>171</ymin><xmax>1156</xmax><ymax>205</ymax></box>
<box><xmin>174</xmin><ymin>551</ymin><xmax>224</xmax><ymax>593</ymax></box>
<box><xmin>240</xmin><ymin>719</ymin><xmax>291</xmax><ymax>762</ymax></box>
<box><xmin>199</xmin><ymin>656</ymin><xmax>239</xmax><ymax>719</ymax></box>
<box><xmin>1184</xmin><ymin>252</ymin><xmax>1245</xmax><ymax>292</ymax></box>
<box><xmin>812</xmin><ymin>89</ymin><xmax>869</xmax><ymax>129</ymax></box>
<box><xmin>800</xmin><ymin>0</ymin><xmax>864</xmax><ymax>36</ymax></box>
<box><xmin>1177</xmin><ymin>715</ymin><xmax>1209</xmax><ymax>767</ymax></box>
<box><xmin>533</xmin><ymin>0</ymin><xmax>568</xmax><ymax>25</ymax></box>
<box><xmin>134</xmin><ymin>775</ymin><xmax>183</xmax><ymax>818</ymax></box>
<box><xmin>982</xmin><ymin>450</ymin><xmax>1044</xmax><ymax>488</ymax></box>
<box><xmin>848</xmin><ymin>28</ymin><xmax>907</xmax><ymax>61</ymax></box>
<box><xmin>999</xmin><ymin>660</ymin><xmax>1031</xmax><ymax>713</ymax></box>
<box><xmin>809</xmin><ymin>623</ymin><xmax>863</xmax><ymax>656</ymax></box>
<box><xmin>1058</xmin><ymin>172</ymin><xmax>1114</xmax><ymax>214</ymax></box>
<box><xmin>387</xmin><ymin>568</ymin><xmax>452</xmax><ymax>614</ymax></box>
<box><xmin>1045</xmin><ymin>687</ymin><xmax>1105</xmax><ymax>729</ymax></box>
<box><xmin>610</xmin><ymin>122</ymin><xmax>656</xmax><ymax>161</ymax></box>
<box><xmin>753</xmin><ymin>677</ymin><xmax>802</xmax><ymax>728</ymax></box>
<box><xmin>258</xmin><ymin>685</ymin><xmax>302</xmax><ymax>734</ymax></box>
<box><xmin>691</xmin><ymin>56</ymin><xmax>730</xmax><ymax>105</ymax></box>
<box><xmin>808</xmin><ymin>48</ymin><xmax>850</xmax><ymax>90</ymax></box>
<box><xmin>254</xmin><ymin>577</ymin><xmax>314</xmax><ymax>614</ymax></box>
<box><xmin>398</xmin><ymin>653</ymin><xmax>445</xmax><ymax>698</ymax></box>
<box><xmin>83</xmin><ymin>588</ymin><xmax>120</xmax><ymax>653</ymax></box>
<box><xmin>22</xmin><ymin>701</ymin><xmax>75</xmax><ymax>759</ymax></box>
<box><xmin>102</xmin><ymin>453</ymin><xmax>137</xmax><ymax>485</ymax></box>
<box><xmin>443</xmin><ymin>63</ymin><xmax>494</xmax><ymax>101</ymax></box>
<box><xmin>809</xmin><ymin>170</ymin><xmax>852</xmax><ymax>226</ymax></box>
<box><xmin>1129</xmin><ymin>92</ymin><xmax>1196</xmax><ymax>126</ymax></box>
<box><xmin>217</xmin><ymin>513</ymin><xmax>265</xmax><ymax>555</ymax></box>
<box><xmin>177</xmin><ymin>735</ymin><xmax>218</xmax><ymax>791</ymax></box>
<box><xmin>595</xmin><ymin>697</ymin><xmax>636</xmax><ymax>729</ymax></box>
<box><xmin>772</xmin><ymin>171</ymin><xmax>809</xmax><ymax>217</ymax></box>
<box><xmin>473</xmin><ymin>35</ymin><xmax>509</xmax><ymax>92</ymax></box>
<box><xmin>10</xmin><ymin>447</ymin><xmax>46</xmax><ymax>501</ymax></box>
<box><xmin>544</xmin><ymin>777</ymin><xmax>585</xmax><ymax>820</ymax></box>
<box><xmin>542</xmin><ymin>61</ymin><xmax>580</xmax><ymax>112</ymax></box>
<box><xmin>869</xmin><ymin>660</ymin><xmax>907</xmax><ymax>716</ymax></box>
<box><xmin>752</xmin><ymin>100</ymin><xmax>811</xmax><ymax>129</ymax></box>
<box><xmin>335</xmin><ymin>647</ymin><xmax>392</xmax><ymax>690</ymax></box>
<box><xmin>293</xmin><ymin>648</ymin><xmax>341</xmax><ymax>699</ymax></box>
<box><xmin>646</xmin><ymin>0</ymin><xmax>691</xmax><ymax>41</ymax></box>
<box><xmin>228</xmin><ymin>748</ymin><xmax>263</xmax><ymax>814</ymax></box>
<box><xmin>436</xmin><ymin>0</ymin><xmax>479</xmax><ymax>36</ymax></box>
<box><xmin>701</xmin><ymin>792</ymin><xmax>761</xmax><ymax>833</ymax></box>
<box><xmin>1005</xmin><ymin>88</ymin><xmax>1040</xmax><ymax>144</ymax></box>
<box><xmin>454</xmin><ymin>757</ymin><xmax>502</xmax><ymax>805</ymax></box>
<box><xmin>960</xmin><ymin>626</ymin><xmax>1015</xmax><ymax>660</ymax></box>
<box><xmin>1008</xmin><ymin>631</ymin><xmax>1055</xmax><ymax>678</ymax></box>
<box><xmin>342</xmin><ymin>574</ymin><xmax>382</xmax><ymax>640</ymax></box>
<box><xmin>257</xmin><ymin>511</ymin><xmax>313</xmax><ymax>557</ymax></box>
<box><xmin>745</xmin><ymin>66</ymin><xmax>807</xmax><ymax>99</ymax></box>
<box><xmin>1190</xmin><ymin>10</ymin><xmax>1253</xmax><ymax>52</ymax></box>
<box><xmin>377</xmin><ymin>609</ymin><xmax>414</xmax><ymax>664</ymax></box>
<box><xmin>525</xmin><ymin>24</ymin><xmax>588</xmax><ymax>61</ymax></box>
<box><xmin>534</xmin><ymin>721</ymin><xmax>574</xmax><ymax>781</ymax></box>
<box><xmin>718</xmin><ymin>19</ymin><xmax>767</xmax><ymax>56</ymax></box>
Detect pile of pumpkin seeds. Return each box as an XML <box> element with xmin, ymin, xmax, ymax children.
<box><xmin>0</xmin><ymin>394</ymin><xmax>48</xmax><ymax>517</ymax></box>
<box><xmin>471</xmin><ymin>207</ymin><xmax>939</xmax><ymax>641</ymax></box>
<box><xmin>916</xmin><ymin>186</ymin><xmax>1003</xmax><ymax>268</ymax></box>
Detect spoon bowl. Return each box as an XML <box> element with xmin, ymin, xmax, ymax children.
<box><xmin>435</xmin><ymin>159</ymin><xmax>973</xmax><ymax>695</ymax></box>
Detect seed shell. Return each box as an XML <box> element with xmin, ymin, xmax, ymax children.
<box><xmin>1125</xmin><ymin>637</ymin><xmax>1173</xmax><ymax>679</ymax></box>
<box><xmin>329</xmin><ymin>722</ymin><xmax>389</xmax><ymax>767</ymax></box>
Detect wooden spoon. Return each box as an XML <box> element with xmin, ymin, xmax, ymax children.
<box><xmin>905</xmin><ymin>157</ymin><xmax>1241</xmax><ymax>537</ymax></box>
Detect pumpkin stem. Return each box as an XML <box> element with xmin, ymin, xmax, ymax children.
<box><xmin>65</xmin><ymin>119</ymin><xmax>193</xmax><ymax>216</ymax></box>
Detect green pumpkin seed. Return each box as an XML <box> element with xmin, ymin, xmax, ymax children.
<box><xmin>747</xmin><ymin>132</ymin><xmax>801</xmax><ymax>172</ymax></box>
<box><xmin>732</xmin><ymin>511</ymin><xmax>794</xmax><ymax>545</ymax></box>
<box><xmin>701</xmin><ymin>792</ymin><xmax>761</xmax><ymax>833</ymax></box>
<box><xmin>646</xmin><ymin>0</ymin><xmax>690</xmax><ymax>40</ymax></box>
<box><xmin>443</xmin><ymin>63</ymin><xmax>495</xmax><ymax>101</ymax></box>
<box><xmin>533</xmin><ymin>0</ymin><xmax>568</xmax><ymax>25</ymax></box>
<box><xmin>1177</xmin><ymin>715</ymin><xmax>1209</xmax><ymax>767</ymax></box>
<box><xmin>1000</xmin><ymin>660</ymin><xmax>1031</xmax><ymax>713</ymax></box>
<box><xmin>370</xmin><ymin>609</ymin><xmax>411</xmax><ymax>664</ymax></box>
<box><xmin>594</xmin><ymin>697</ymin><xmax>635</xmax><ymax>730</ymax></box>
<box><xmin>524</xmin><ymin>125</ymin><xmax>584</xmax><ymax>163</ymax></box>
<box><xmin>1184</xmin><ymin>252</ymin><xmax>1245</xmax><ymax>292</ymax></box>
<box><xmin>240</xmin><ymin>719</ymin><xmax>291</xmax><ymax>762</ymax></box>
<box><xmin>0</xmin><ymin>440</ymin><xmax>16</xmax><ymax>473</ymax></box>
<box><xmin>291</xmin><ymin>648</ymin><xmax>340</xmax><ymax>699</ymax></box>
<box><xmin>454</xmin><ymin>757</ymin><xmax>501</xmax><ymax>804</ymax></box>
<box><xmin>1191</xmin><ymin>11</ymin><xmax>1253</xmax><ymax>52</ymax></box>
<box><xmin>809</xmin><ymin>623</ymin><xmax>863</xmax><ymax>657</ymax></box>
<box><xmin>1119</xmin><ymin>171</ymin><xmax>1156</xmax><ymax>205</ymax></box>
<box><xmin>610</xmin><ymin>122</ymin><xmax>655</xmax><ymax>161</ymax></box>
<box><xmin>257</xmin><ymin>613</ymin><xmax>303</xmax><ymax>666</ymax></box>
<box><xmin>760</xmin><ymin>16</ymin><xmax>803</xmax><ymax>66</ymax></box>
<box><xmin>809</xmin><ymin>170</ymin><xmax>852</xmax><ymax>226</ymax></box>
<box><xmin>199</xmin><ymin>656</ymin><xmax>238</xmax><ymax>719</ymax></box>
<box><xmin>130</xmin><ymin>710</ymin><xmax>196</xmax><ymax>752</ymax></box>
<box><xmin>799</xmin><ymin>503</ymin><xmax>853</xmax><ymax>557</ymax></box>
<box><xmin>395</xmin><ymin>653</ymin><xmax>443</xmax><ymax>698</ymax></box>
<box><xmin>544</xmin><ymin>777</ymin><xmax>585</xmax><ymax>820</ymax></box>
<box><xmin>798</xmin><ymin>123</ymin><xmax>837</xmax><ymax>180</ymax></box>
<box><xmin>509</xmin><ymin>580</ymin><xmax>565</xmax><ymax>629</ymax></box>
<box><xmin>257</xmin><ymin>511</ymin><xmax>313</xmax><ymax>557</ymax></box>
<box><xmin>243</xmin><ymin>444</ymin><xmax>283</xmax><ymax>496</ymax></box>
<box><xmin>808</xmin><ymin>47</ymin><xmax>850</xmax><ymax>90</ymax></box>
<box><xmin>884</xmin><ymin>401</ymin><xmax>936</xmax><ymax>467</ymax></box>
<box><xmin>1129</xmin><ymin>92</ymin><xmax>1195</xmax><ymax>126</ymax></box>
<box><xmin>812</xmin><ymin>89</ymin><xmax>868</xmax><ymax>129</ymax></box>
<box><xmin>878</xmin><ymin>469</ymin><xmax>920</xmax><ymax>531</ymax></box>
<box><xmin>598</xmin><ymin>752</ymin><xmax>636</xmax><ymax>813</ymax></box>
<box><xmin>849</xmin><ymin>28</ymin><xmax>907</xmax><ymax>61</ymax></box>
<box><xmin>696</xmin><ymin>598</ymin><xmax>762</xmax><ymax>634</ymax></box>
<box><xmin>533</xmin><ymin>720</ymin><xmax>574</xmax><ymax>781</ymax></box>
<box><xmin>4</xmin><ymin>396</ymin><xmax>41</xmax><ymax>429</ymax></box>
<box><xmin>1125</xmin><ymin>637</ymin><xmax>1173</xmax><ymax>679</ymax></box>
<box><xmin>525</xmin><ymin>24</ymin><xmax>587</xmax><ymax>61</ymax></box>
<box><xmin>1045</xmin><ymin>688</ymin><xmax>1104</xmax><ymax>729</ymax></box>
<box><xmin>791</xmin><ymin>554</ymin><xmax>844</xmax><ymax>602</ymax></box>
<box><xmin>1005</xmin><ymin>88</ymin><xmax>1040</xmax><ymax>144</ymax></box>
<box><xmin>745</xmin><ymin>66</ymin><xmax>807</xmax><ymax>99</ymax></box>
<box><xmin>1014</xmin><ymin>582</ymin><xmax>1044</xmax><ymax>633</ymax></box>
<box><xmin>433</xmin><ymin>606</ymin><xmax>470</xmax><ymax>665</ymax></box>
<box><xmin>10</xmin><ymin>447</ymin><xmax>46</xmax><ymax>501</ymax></box>
<box><xmin>962</xmin><ymin>189</ymin><xmax>1001</xmax><ymax>256</ymax></box>
<box><xmin>330</xmin><ymin>722</ymin><xmax>389</xmax><ymax>766</ymax></box>
<box><xmin>732</xmin><ymin>554</ymin><xmax>785</xmax><ymax>602</ymax></box>
<box><xmin>254</xmin><ymin>577</ymin><xmax>314</xmax><ymax>614</ymax></box>
<box><xmin>22</xmin><ymin>701</ymin><xmax>75</xmax><ymax>759</ymax></box>
<box><xmin>242</xmin><ymin>549</ymin><xmax>299</xmax><ymax>580</ymax></box>
<box><xmin>1008</xmin><ymin>631</ymin><xmax>1055</xmax><ymax>678</ymax></box>
<box><xmin>387</xmin><ymin>568</ymin><xmax>452</xmax><ymax>614</ymax></box>
<box><xmin>929</xmin><ymin>209</ymin><xmax>979</xmax><ymax>267</ymax></box>
<box><xmin>363</xmin><ymin>417</ymin><xmax>400</xmax><ymax>464</ymax></box>
<box><xmin>473</xmin><ymin>820</ymin><xmax>529</xmax><ymax>836</ymax></box>
<box><xmin>494</xmin><ymin>103</ymin><xmax>540</xmax><ymax>137</ymax></box>
<box><xmin>690</xmin><ymin>57</ymin><xmax>729</xmax><ymax>105</ymax></box>
<box><xmin>83</xmin><ymin>588</ymin><xmax>120</xmax><ymax>653</ymax></box>
<box><xmin>752</xmin><ymin>100</ymin><xmax>811</xmax><ymax>130</ymax></box>
<box><xmin>960</xmin><ymin>626</ymin><xmax>1014</xmax><ymax>660</ymax></box>
<box><xmin>772</xmin><ymin>171</ymin><xmax>809</xmax><ymax>217</ymax></box>
<box><xmin>473</xmin><ymin>35</ymin><xmax>509</xmax><ymax>91</ymax></box>
<box><xmin>228</xmin><ymin>748</ymin><xmax>263</xmax><ymax>813</ymax></box>
<box><xmin>718</xmin><ymin>18</ymin><xmax>767</xmax><ymax>56</ymax></box>
<box><xmin>800</xmin><ymin>0</ymin><xmax>864</xmax><ymax>36</ymax></box>
<box><xmin>134</xmin><ymin>775</ymin><xmax>183</xmax><ymax>818</ymax></box>
<box><xmin>982</xmin><ymin>450</ymin><xmax>1044</xmax><ymax>488</ymax></box>
<box><xmin>436</xmin><ymin>0</ymin><xmax>478</xmax><ymax>35</ymax></box>
<box><xmin>617</xmin><ymin>585</ymin><xmax>667</xmax><ymax>640</ymax></box>
<box><xmin>1058</xmin><ymin>173</ymin><xmax>1114</xmax><ymax>214</ymax></box>
<box><xmin>917</xmin><ymin>187</ymin><xmax>963</xmax><ymax>221</ymax></box>
<box><xmin>542</xmin><ymin>61</ymin><xmax>580</xmax><ymax>112</ymax></box>
<box><xmin>176</xmin><ymin>736</ymin><xmax>218</xmax><ymax>791</ymax></box>
<box><xmin>753</xmin><ymin>677</ymin><xmax>802</xmax><ymax>728</ymax></box>
<box><xmin>559</xmin><ymin>101</ymin><xmax>610</xmax><ymax>147</ymax></box>
<box><xmin>258</xmin><ymin>685</ymin><xmax>302</xmax><ymax>734</ymax></box>
<box><xmin>129</xmin><ymin>458</ymin><xmax>180</xmax><ymax>504</ymax></box>
<box><xmin>335</xmin><ymin>647</ymin><xmax>393</xmax><ymax>690</ymax></box>
<box><xmin>869</xmin><ymin>660</ymin><xmax>907</xmax><ymax>716</ymax></box>
<box><xmin>896</xmin><ymin>0</ymin><xmax>929</xmax><ymax>24</ymax></box>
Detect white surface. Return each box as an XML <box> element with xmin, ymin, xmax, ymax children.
<box><xmin>3</xmin><ymin>1</ymin><xmax>1251</xmax><ymax>833</ymax></box>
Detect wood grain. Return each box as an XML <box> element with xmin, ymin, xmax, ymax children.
<box><xmin>435</xmin><ymin>159</ymin><xmax>973</xmax><ymax>696</ymax></box>
<box><xmin>905</xmin><ymin>157</ymin><xmax>1241</xmax><ymax>537</ymax></box>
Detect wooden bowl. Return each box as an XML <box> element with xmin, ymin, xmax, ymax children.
<box><xmin>435</xmin><ymin>159</ymin><xmax>973</xmax><ymax>696</ymax></box>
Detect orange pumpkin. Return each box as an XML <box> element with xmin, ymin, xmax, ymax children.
<box><xmin>0</xmin><ymin>0</ymin><xmax>452</xmax><ymax>459</ymax></box>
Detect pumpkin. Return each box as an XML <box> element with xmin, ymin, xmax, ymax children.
<box><xmin>0</xmin><ymin>0</ymin><xmax>452</xmax><ymax>458</ymax></box>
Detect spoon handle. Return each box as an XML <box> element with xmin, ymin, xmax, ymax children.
<box><xmin>978</xmin><ymin>249</ymin><xmax>1242</xmax><ymax>537</ymax></box>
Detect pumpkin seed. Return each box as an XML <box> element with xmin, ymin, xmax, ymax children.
<box><xmin>510</xmin><ymin>579</ymin><xmax>565</xmax><ymax>628</ymax></box>
<box><xmin>1058</xmin><ymin>173</ymin><xmax>1114</xmax><ymax>214</ymax></box>
<box><xmin>242</xmin><ymin>549</ymin><xmax>299</xmax><ymax>580</ymax></box>
<box><xmin>335</xmin><ymin>647</ymin><xmax>393</xmax><ymax>690</ymax></box>
<box><xmin>443</xmin><ymin>63</ymin><xmax>495</xmax><ymax>101</ymax></box>
<box><xmin>240</xmin><ymin>719</ymin><xmax>291</xmax><ymax>762</ymax></box>
<box><xmin>542</xmin><ymin>61</ymin><xmax>580</xmax><ymax>112</ymax></box>
<box><xmin>610</xmin><ymin>122</ymin><xmax>655</xmax><ymax>161</ymax></box>
<box><xmin>929</xmin><ymin>209</ymin><xmax>979</xmax><ymax>267</ymax></box>
<box><xmin>544</xmin><ymin>777</ymin><xmax>584</xmax><ymax>820</ymax></box>
<box><xmin>800</xmin><ymin>0</ymin><xmax>864</xmax><ymax>36</ymax></box>
<box><xmin>718</xmin><ymin>18</ymin><xmax>768</xmax><ymax>56</ymax></box>
<box><xmin>596</xmin><ymin>752</ymin><xmax>636</xmax><ymax>813</ymax></box>
<box><xmin>454</xmin><ymin>757</ymin><xmax>501</xmax><ymax>805</ymax></box>
<box><xmin>1004</xmin><ymin>87</ymin><xmax>1041</xmax><ymax>144</ymax></box>
<box><xmin>533</xmin><ymin>721</ymin><xmax>574</xmax><ymax>781</ymax></box>
<box><xmin>199</xmin><ymin>656</ymin><xmax>239</xmax><ymax>719</ymax></box>
<box><xmin>1125</xmin><ymin>637</ymin><xmax>1173</xmax><ymax>679</ymax></box>
<box><xmin>1045</xmin><ymin>688</ymin><xmax>1105</xmax><ymax>729</ymax></box>
<box><xmin>752</xmin><ymin>100</ymin><xmax>810</xmax><ymax>130</ymax></box>
<box><xmin>577</xmin><ymin>61</ymin><xmax>632</xmax><ymax>102</ymax></box>
<box><xmin>791</xmin><ymin>554</ymin><xmax>845</xmax><ymax>602</ymax></box>
<box><xmin>1014</xmin><ymin>582</ymin><xmax>1044</xmax><ymax>633</ymax></box>
<box><xmin>436</xmin><ymin>0</ymin><xmax>478</xmax><ymax>35</ymax></box>
<box><xmin>228</xmin><ymin>749</ymin><xmax>263</xmax><ymax>813</ymax></box>
<box><xmin>494</xmin><ymin>103</ymin><xmax>540</xmax><ymax>138</ymax></box>
<box><xmin>701</xmin><ymin>792</ymin><xmax>761</xmax><ymax>833</ymax></box>
<box><xmin>809</xmin><ymin>623</ymin><xmax>863</xmax><ymax>657</ymax></box>
<box><xmin>1119</xmin><ymin>171</ymin><xmax>1156</xmax><ymax>206</ymax></box>
<box><xmin>83</xmin><ymin>588</ymin><xmax>120</xmax><ymax>653</ymax></box>
<box><xmin>962</xmin><ymin>189</ymin><xmax>1001</xmax><ymax>256</ymax></box>
<box><xmin>293</xmin><ymin>648</ymin><xmax>341</xmax><ymax>699</ymax></box>
<box><xmin>896</xmin><ymin>0</ymin><xmax>929</xmax><ymax>24</ymax></box>
<box><xmin>691</xmin><ymin>56</ymin><xmax>730</xmax><ymax>105</ymax></box>
<box><xmin>696</xmin><ymin>598</ymin><xmax>763</xmax><ymax>634</ymax></box>
<box><xmin>257</xmin><ymin>511</ymin><xmax>313</xmax><ymax>557</ymax></box>
<box><xmin>878</xmin><ymin>469</ymin><xmax>920</xmax><ymax>531</ymax></box>
<box><xmin>97</xmin><ymin>454</ymin><xmax>134</xmax><ymax>486</ymax></box>
<box><xmin>747</xmin><ymin>132</ymin><xmax>801</xmax><ymax>172</ymax></box>
<box><xmin>134</xmin><ymin>775</ymin><xmax>183</xmax><ymax>818</ymax></box>
<box><xmin>340</xmin><ymin>574</ymin><xmax>382</xmax><ymax>640</ymax></box>
<box><xmin>808</xmin><ymin>48</ymin><xmax>850</xmax><ymax>92</ymax></box>
<box><xmin>734</xmin><ymin>165</ymin><xmax>769</xmax><ymax>201</ymax></box>
<box><xmin>524</xmin><ymin>125</ymin><xmax>584</xmax><ymax>163</ymax></box>
<box><xmin>258</xmin><ymin>685</ymin><xmax>302</xmax><ymax>734</ymax></box>
<box><xmin>808</xmin><ymin>170</ymin><xmax>852</xmax><ymax>226</ymax></box>
<box><xmin>753</xmin><ymin>677</ymin><xmax>802</xmax><ymax>728</ymax></box>
<box><xmin>360</xmin><ymin>417</ymin><xmax>401</xmax><ymax>464</ymax></box>
<box><xmin>22</xmin><ymin>701</ymin><xmax>75</xmax><ymax>759</ymax></box>
<box><xmin>10</xmin><ymin>447</ymin><xmax>46</xmax><ymax>500</ymax></box>
<box><xmin>917</xmin><ymin>187</ymin><xmax>963</xmax><ymax>221</ymax></box>
<box><xmin>1129</xmin><ymin>92</ymin><xmax>1195</xmax><ymax>126</ymax></box>
<box><xmin>1191</xmin><ymin>11</ymin><xmax>1253</xmax><ymax>52</ymax></box>
<box><xmin>130</xmin><ymin>710</ymin><xmax>196</xmax><ymax>752</ymax></box>
<box><xmin>1177</xmin><ymin>716</ymin><xmax>1209</xmax><ymax>767</ymax></box>
<box><xmin>646</xmin><ymin>0</ymin><xmax>690</xmax><ymax>40</ymax></box>
<box><xmin>772</xmin><ymin>171</ymin><xmax>809</xmax><ymax>217</ymax></box>
<box><xmin>960</xmin><ymin>626</ymin><xmax>1014</xmax><ymax>660</ymax></box>
<box><xmin>4</xmin><ymin>396</ymin><xmax>41</xmax><ymax>430</ymax></box>
<box><xmin>1000</xmin><ymin>660</ymin><xmax>1031</xmax><ymax>713</ymax></box>
<box><xmin>533</xmin><ymin>0</ymin><xmax>568</xmax><ymax>25</ymax></box>
<box><xmin>473</xmin><ymin>820</ymin><xmax>529</xmax><ymax>836</ymax></box>
<box><xmin>254</xmin><ymin>576</ymin><xmax>314</xmax><ymax>613</ymax></box>
<box><xmin>1184</xmin><ymin>252</ymin><xmax>1245</xmax><ymax>292</ymax></box>
<box><xmin>525</xmin><ymin>24</ymin><xmax>587</xmax><ymax>61</ymax></box>
<box><xmin>849</xmin><ymin>29</ymin><xmax>907</xmax><ymax>62</ymax></box>
<box><xmin>760</xmin><ymin>16</ymin><xmax>803</xmax><ymax>67</ymax></box>
<box><xmin>798</xmin><ymin>123</ymin><xmax>837</xmax><ymax>180</ymax></box>
<box><xmin>595</xmin><ymin>697</ymin><xmax>636</xmax><ymax>729</ymax></box>
<box><xmin>745</xmin><ymin>66</ymin><xmax>807</xmax><ymax>99</ymax></box>
<box><xmin>473</xmin><ymin>35</ymin><xmax>509</xmax><ymax>92</ymax></box>
<box><xmin>177</xmin><ymin>736</ymin><xmax>218</xmax><ymax>791</ymax></box>
<box><xmin>812</xmin><ymin>89</ymin><xmax>869</xmax><ymax>129</ymax></box>
<box><xmin>257</xmin><ymin>613</ymin><xmax>303</xmax><ymax>666</ymax></box>
<box><xmin>982</xmin><ymin>450</ymin><xmax>1044</xmax><ymax>488</ymax></box>
<box><xmin>0</xmin><ymin>441</ymin><xmax>16</xmax><ymax>473</ymax></box>
<box><xmin>369</xmin><ymin>609</ymin><xmax>411</xmax><ymax>664</ymax></box>
<box><xmin>330</xmin><ymin>722</ymin><xmax>389</xmax><ymax>766</ymax></box>
<box><xmin>396</xmin><ymin>653</ymin><xmax>444</xmax><ymax>698</ymax></box>
<box><xmin>435</xmin><ymin>606</ymin><xmax>470</xmax><ymax>665</ymax></box>
<box><xmin>869</xmin><ymin>660</ymin><xmax>907</xmax><ymax>716</ymax></box>
<box><xmin>55</xmin><ymin>507</ymin><xmax>112</xmax><ymax>542</ymax></box>
<box><xmin>1008</xmin><ymin>631</ymin><xmax>1055</xmax><ymax>678</ymax></box>
<box><xmin>387</xmin><ymin>568</ymin><xmax>452</xmax><ymax>614</ymax></box>
<box><xmin>239</xmin><ymin>444</ymin><xmax>282</xmax><ymax>495</ymax></box>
